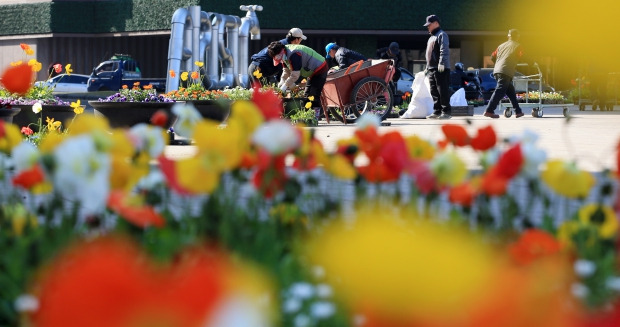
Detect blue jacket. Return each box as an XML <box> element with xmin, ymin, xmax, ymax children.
<box><xmin>250</xmin><ymin>38</ymin><xmax>288</xmax><ymax>77</ymax></box>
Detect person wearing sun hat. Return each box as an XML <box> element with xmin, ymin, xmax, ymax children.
<box><xmin>248</xmin><ymin>28</ymin><xmax>307</xmax><ymax>86</ymax></box>
<box><xmin>325</xmin><ymin>42</ymin><xmax>367</xmax><ymax>70</ymax></box>
<box><xmin>267</xmin><ymin>40</ymin><xmax>327</xmax><ymax>110</ymax></box>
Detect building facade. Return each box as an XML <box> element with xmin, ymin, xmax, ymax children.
<box><xmin>0</xmin><ymin>0</ymin><xmax>588</xmax><ymax>91</ymax></box>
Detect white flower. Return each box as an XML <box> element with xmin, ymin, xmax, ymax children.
<box><xmin>31</xmin><ymin>102</ymin><xmax>42</xmax><ymax>114</ymax></box>
<box><xmin>282</xmin><ymin>297</ymin><xmax>302</xmax><ymax>313</ymax></box>
<box><xmin>355</xmin><ymin>113</ymin><xmax>380</xmax><ymax>129</ymax></box>
<box><xmin>310</xmin><ymin>301</ymin><xmax>336</xmax><ymax>319</ymax></box>
<box><xmin>14</xmin><ymin>294</ymin><xmax>38</xmax><ymax>313</ymax></box>
<box><xmin>52</xmin><ymin>135</ymin><xmax>110</xmax><ymax>216</ymax></box>
<box><xmin>288</xmin><ymin>282</ymin><xmax>314</xmax><ymax>300</ymax></box>
<box><xmin>293</xmin><ymin>314</ymin><xmax>311</xmax><ymax>327</ymax></box>
<box><xmin>574</xmin><ymin>259</ymin><xmax>597</xmax><ymax>277</ymax></box>
<box><xmin>252</xmin><ymin>120</ymin><xmax>300</xmax><ymax>155</ymax></box>
<box><xmin>206</xmin><ymin>294</ymin><xmax>271</xmax><ymax>327</ymax></box>
<box><xmin>311</xmin><ymin>265</ymin><xmax>325</xmax><ymax>279</ymax></box>
<box><xmin>605</xmin><ymin>276</ymin><xmax>620</xmax><ymax>291</ymax></box>
<box><xmin>571</xmin><ymin>282</ymin><xmax>589</xmax><ymax>299</ymax></box>
<box><xmin>128</xmin><ymin>124</ymin><xmax>166</xmax><ymax>158</ymax></box>
<box><xmin>11</xmin><ymin>141</ymin><xmax>40</xmax><ymax>171</ymax></box>
<box><xmin>172</xmin><ymin>102</ymin><xmax>202</xmax><ymax>137</ymax></box>
<box><xmin>315</xmin><ymin>283</ymin><xmax>332</xmax><ymax>298</ymax></box>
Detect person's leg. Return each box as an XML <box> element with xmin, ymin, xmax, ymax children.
<box><xmin>305</xmin><ymin>70</ymin><xmax>327</xmax><ymax>108</ymax></box>
<box><xmin>486</xmin><ymin>73</ymin><xmax>510</xmax><ymax>114</ymax></box>
<box><xmin>437</xmin><ymin>69</ymin><xmax>452</xmax><ymax>115</ymax></box>
<box><xmin>503</xmin><ymin>77</ymin><xmax>522</xmax><ymax>114</ymax></box>
<box><xmin>427</xmin><ymin>70</ymin><xmax>442</xmax><ymax>116</ymax></box>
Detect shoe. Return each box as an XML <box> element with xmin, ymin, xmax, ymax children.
<box><xmin>515</xmin><ymin>112</ymin><xmax>524</xmax><ymax>118</ymax></box>
<box><xmin>438</xmin><ymin>113</ymin><xmax>452</xmax><ymax>120</ymax></box>
<box><xmin>483</xmin><ymin>112</ymin><xmax>500</xmax><ymax>119</ymax></box>
<box><xmin>399</xmin><ymin>108</ymin><xmax>408</xmax><ymax>116</ymax></box>
<box><xmin>427</xmin><ymin>113</ymin><xmax>440</xmax><ymax>119</ymax></box>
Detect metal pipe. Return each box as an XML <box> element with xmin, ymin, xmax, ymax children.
<box><xmin>166</xmin><ymin>7</ymin><xmax>188</xmax><ymax>93</ymax></box>
<box><xmin>238</xmin><ymin>5</ymin><xmax>262</xmax><ymax>88</ymax></box>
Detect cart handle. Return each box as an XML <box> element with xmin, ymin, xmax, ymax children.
<box><xmin>344</xmin><ymin>60</ymin><xmax>364</xmax><ymax>75</ymax></box>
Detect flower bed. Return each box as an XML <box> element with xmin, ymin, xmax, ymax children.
<box><xmin>4</xmin><ymin>46</ymin><xmax>620</xmax><ymax>327</ymax></box>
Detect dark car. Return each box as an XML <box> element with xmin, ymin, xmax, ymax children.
<box><xmin>477</xmin><ymin>68</ymin><xmax>555</xmax><ymax>101</ymax></box>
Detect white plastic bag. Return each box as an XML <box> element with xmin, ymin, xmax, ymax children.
<box><xmin>401</xmin><ymin>71</ymin><xmax>434</xmax><ymax>119</ymax></box>
<box><xmin>449</xmin><ymin>88</ymin><xmax>468</xmax><ymax>107</ymax></box>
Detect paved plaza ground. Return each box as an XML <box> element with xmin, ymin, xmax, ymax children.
<box><xmin>164</xmin><ymin>104</ymin><xmax>620</xmax><ymax>172</ymax></box>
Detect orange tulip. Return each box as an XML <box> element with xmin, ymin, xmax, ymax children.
<box><xmin>0</xmin><ymin>63</ymin><xmax>34</xmax><ymax>95</ymax></box>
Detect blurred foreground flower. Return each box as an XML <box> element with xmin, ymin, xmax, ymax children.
<box><xmin>308</xmin><ymin>208</ymin><xmax>583</xmax><ymax>327</ymax></box>
<box><xmin>28</xmin><ymin>237</ymin><xmax>275</xmax><ymax>327</ymax></box>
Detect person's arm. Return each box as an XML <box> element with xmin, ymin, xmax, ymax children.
<box><xmin>491</xmin><ymin>48</ymin><xmax>498</xmax><ymax>63</ymax></box>
<box><xmin>279</xmin><ymin>53</ymin><xmax>302</xmax><ymax>91</ymax></box>
<box><xmin>438</xmin><ymin>32</ymin><xmax>450</xmax><ymax>68</ymax></box>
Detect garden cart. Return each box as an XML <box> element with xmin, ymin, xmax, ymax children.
<box><xmin>501</xmin><ymin>63</ymin><xmax>570</xmax><ymax>118</ymax></box>
<box><xmin>577</xmin><ymin>72</ymin><xmax>618</xmax><ymax>111</ymax></box>
<box><xmin>320</xmin><ymin>59</ymin><xmax>395</xmax><ymax>123</ymax></box>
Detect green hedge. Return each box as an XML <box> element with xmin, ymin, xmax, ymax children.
<box><xmin>0</xmin><ymin>0</ymin><xmax>520</xmax><ymax>36</ymax></box>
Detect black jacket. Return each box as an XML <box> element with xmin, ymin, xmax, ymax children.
<box><xmin>332</xmin><ymin>47</ymin><xmax>367</xmax><ymax>69</ymax></box>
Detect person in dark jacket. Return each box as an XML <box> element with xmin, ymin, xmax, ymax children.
<box><xmin>248</xmin><ymin>28</ymin><xmax>307</xmax><ymax>86</ymax></box>
<box><xmin>424</xmin><ymin>14</ymin><xmax>451</xmax><ymax>120</ymax></box>
<box><xmin>325</xmin><ymin>42</ymin><xmax>367</xmax><ymax>70</ymax></box>
<box><xmin>483</xmin><ymin>29</ymin><xmax>524</xmax><ymax>118</ymax></box>
<box><xmin>376</xmin><ymin>41</ymin><xmax>401</xmax><ymax>82</ymax></box>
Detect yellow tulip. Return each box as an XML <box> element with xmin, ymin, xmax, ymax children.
<box><xmin>309</xmin><ymin>209</ymin><xmax>496</xmax><ymax>320</ymax></box>
<box><xmin>65</xmin><ymin>64</ymin><xmax>72</xmax><ymax>75</ymax></box>
<box><xmin>541</xmin><ymin>159</ymin><xmax>594</xmax><ymax>198</ymax></box>
<box><xmin>430</xmin><ymin>151</ymin><xmax>467</xmax><ymax>187</ymax></box>
<box><xmin>181</xmin><ymin>72</ymin><xmax>189</xmax><ymax>81</ymax></box>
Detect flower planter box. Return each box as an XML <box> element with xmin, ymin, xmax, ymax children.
<box><xmin>186</xmin><ymin>100</ymin><xmax>232</xmax><ymax>122</ymax></box>
<box><xmin>89</xmin><ymin>101</ymin><xmax>180</xmax><ymax>128</ymax></box>
<box><xmin>452</xmin><ymin>105</ymin><xmax>474</xmax><ymax>116</ymax></box>
<box><xmin>0</xmin><ymin>106</ymin><xmax>21</xmax><ymax>124</ymax></box>
<box><xmin>11</xmin><ymin>104</ymin><xmax>74</xmax><ymax>130</ymax></box>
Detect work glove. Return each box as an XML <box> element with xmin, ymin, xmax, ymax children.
<box><xmin>438</xmin><ymin>64</ymin><xmax>445</xmax><ymax>73</ymax></box>
<box><xmin>280</xmin><ymin>85</ymin><xmax>288</xmax><ymax>94</ymax></box>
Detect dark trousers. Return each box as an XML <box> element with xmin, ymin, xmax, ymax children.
<box><xmin>486</xmin><ymin>73</ymin><xmax>522</xmax><ymax>114</ymax></box>
<box><xmin>305</xmin><ymin>68</ymin><xmax>327</xmax><ymax>108</ymax></box>
<box><xmin>428</xmin><ymin>68</ymin><xmax>452</xmax><ymax>115</ymax></box>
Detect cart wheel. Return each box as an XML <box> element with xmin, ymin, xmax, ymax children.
<box><xmin>579</xmin><ymin>104</ymin><xmax>585</xmax><ymax>111</ymax></box>
<box><xmin>349</xmin><ymin>76</ymin><xmax>393</xmax><ymax>120</ymax></box>
<box><xmin>563</xmin><ymin>107</ymin><xmax>569</xmax><ymax>117</ymax></box>
<box><xmin>537</xmin><ymin>109</ymin><xmax>544</xmax><ymax>118</ymax></box>
<box><xmin>503</xmin><ymin>108</ymin><xmax>513</xmax><ymax>118</ymax></box>
<box><xmin>328</xmin><ymin>106</ymin><xmax>357</xmax><ymax>124</ymax></box>
<box><xmin>531</xmin><ymin>108</ymin><xmax>538</xmax><ymax>117</ymax></box>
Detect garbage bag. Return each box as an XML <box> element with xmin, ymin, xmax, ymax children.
<box><xmin>401</xmin><ymin>71</ymin><xmax>434</xmax><ymax>119</ymax></box>
<box><xmin>450</xmin><ymin>88</ymin><xmax>468</xmax><ymax>107</ymax></box>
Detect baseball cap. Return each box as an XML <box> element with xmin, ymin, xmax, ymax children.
<box><xmin>388</xmin><ymin>42</ymin><xmax>400</xmax><ymax>56</ymax></box>
<box><xmin>288</xmin><ymin>27</ymin><xmax>307</xmax><ymax>40</ymax></box>
<box><xmin>423</xmin><ymin>14</ymin><xmax>439</xmax><ymax>27</ymax></box>
<box><xmin>325</xmin><ymin>42</ymin><xmax>338</xmax><ymax>58</ymax></box>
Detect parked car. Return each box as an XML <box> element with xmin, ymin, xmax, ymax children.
<box><xmin>476</xmin><ymin>68</ymin><xmax>555</xmax><ymax>101</ymax></box>
<box><xmin>34</xmin><ymin>73</ymin><xmax>90</xmax><ymax>93</ymax></box>
<box><xmin>395</xmin><ymin>67</ymin><xmax>415</xmax><ymax>97</ymax></box>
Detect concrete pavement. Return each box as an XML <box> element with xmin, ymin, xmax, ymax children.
<box><xmin>165</xmin><ymin>104</ymin><xmax>619</xmax><ymax>172</ymax></box>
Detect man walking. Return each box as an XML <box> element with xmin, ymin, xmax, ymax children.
<box><xmin>483</xmin><ymin>29</ymin><xmax>524</xmax><ymax>118</ymax></box>
<box><xmin>424</xmin><ymin>15</ymin><xmax>451</xmax><ymax>119</ymax></box>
